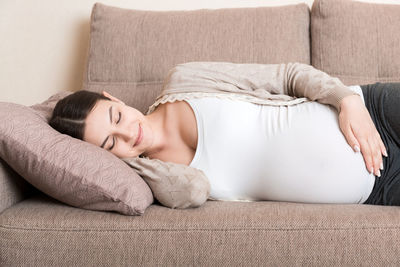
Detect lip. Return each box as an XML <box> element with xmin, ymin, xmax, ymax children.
<box><xmin>134</xmin><ymin>124</ymin><xmax>143</xmax><ymax>147</ymax></box>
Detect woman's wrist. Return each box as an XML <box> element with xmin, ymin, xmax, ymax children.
<box><xmin>339</xmin><ymin>94</ymin><xmax>362</xmax><ymax>112</ymax></box>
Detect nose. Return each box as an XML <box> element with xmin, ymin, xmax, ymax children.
<box><xmin>113</xmin><ymin>123</ymin><xmax>135</xmax><ymax>141</ymax></box>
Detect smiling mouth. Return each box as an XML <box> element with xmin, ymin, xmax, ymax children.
<box><xmin>134</xmin><ymin>124</ymin><xmax>143</xmax><ymax>147</ymax></box>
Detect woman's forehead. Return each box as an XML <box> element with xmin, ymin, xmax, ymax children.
<box><xmin>86</xmin><ymin>100</ymin><xmax>112</xmax><ymax>123</ymax></box>
<box><xmin>92</xmin><ymin>99</ymin><xmax>116</xmax><ymax>114</ymax></box>
<box><xmin>84</xmin><ymin>100</ymin><xmax>112</xmax><ymax>143</ymax></box>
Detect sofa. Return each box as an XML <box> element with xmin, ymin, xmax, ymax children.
<box><xmin>2</xmin><ymin>0</ymin><xmax>400</xmax><ymax>265</ymax></box>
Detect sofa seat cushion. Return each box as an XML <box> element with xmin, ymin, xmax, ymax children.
<box><xmin>2</xmin><ymin>194</ymin><xmax>400</xmax><ymax>266</ymax></box>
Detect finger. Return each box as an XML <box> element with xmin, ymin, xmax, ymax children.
<box><xmin>378</xmin><ymin>134</ymin><xmax>388</xmax><ymax>158</ymax></box>
<box><xmin>375</xmin><ymin>133</ymin><xmax>385</xmax><ymax>169</ymax></box>
<box><xmin>372</xmin><ymin>131</ymin><xmax>385</xmax><ymax>170</ymax></box>
<box><xmin>359</xmin><ymin>138</ymin><xmax>374</xmax><ymax>174</ymax></box>
<box><xmin>369</xmin><ymin>136</ymin><xmax>382</xmax><ymax>177</ymax></box>
<box><xmin>342</xmin><ymin>125</ymin><xmax>361</xmax><ymax>153</ymax></box>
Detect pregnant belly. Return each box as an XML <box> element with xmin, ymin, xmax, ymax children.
<box><xmin>249</xmin><ymin>102</ymin><xmax>376</xmax><ymax>204</ymax></box>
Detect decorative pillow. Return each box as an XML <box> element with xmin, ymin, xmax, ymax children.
<box><xmin>311</xmin><ymin>0</ymin><xmax>400</xmax><ymax>85</ymax></box>
<box><xmin>0</xmin><ymin>96</ymin><xmax>154</xmax><ymax>216</ymax></box>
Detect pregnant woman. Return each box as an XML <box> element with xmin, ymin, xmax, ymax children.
<box><xmin>49</xmin><ymin>62</ymin><xmax>399</xmax><ymax>206</ymax></box>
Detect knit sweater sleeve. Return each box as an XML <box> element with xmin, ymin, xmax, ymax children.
<box><xmin>162</xmin><ymin>62</ymin><xmax>359</xmax><ymax>112</ymax></box>
<box><xmin>280</xmin><ymin>62</ymin><xmax>359</xmax><ymax>112</ymax></box>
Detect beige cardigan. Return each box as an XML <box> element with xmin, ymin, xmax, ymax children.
<box><xmin>122</xmin><ymin>62</ymin><xmax>359</xmax><ymax>209</ymax></box>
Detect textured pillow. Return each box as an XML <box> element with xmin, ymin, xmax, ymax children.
<box><xmin>0</xmin><ymin>96</ymin><xmax>153</xmax><ymax>216</ymax></box>
<box><xmin>311</xmin><ymin>0</ymin><xmax>400</xmax><ymax>85</ymax></box>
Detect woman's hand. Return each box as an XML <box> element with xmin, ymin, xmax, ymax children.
<box><xmin>338</xmin><ymin>95</ymin><xmax>387</xmax><ymax>177</ymax></box>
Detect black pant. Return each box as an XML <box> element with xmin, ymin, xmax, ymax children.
<box><xmin>361</xmin><ymin>82</ymin><xmax>400</xmax><ymax>205</ymax></box>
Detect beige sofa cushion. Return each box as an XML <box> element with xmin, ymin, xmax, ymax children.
<box><xmin>2</xmin><ymin>194</ymin><xmax>400</xmax><ymax>266</ymax></box>
<box><xmin>0</xmin><ymin>94</ymin><xmax>153</xmax><ymax>216</ymax></box>
<box><xmin>83</xmin><ymin>3</ymin><xmax>311</xmax><ymax>114</ymax></box>
<box><xmin>311</xmin><ymin>0</ymin><xmax>400</xmax><ymax>85</ymax></box>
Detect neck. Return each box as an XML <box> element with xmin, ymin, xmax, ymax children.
<box><xmin>140</xmin><ymin>105</ymin><xmax>167</xmax><ymax>159</ymax></box>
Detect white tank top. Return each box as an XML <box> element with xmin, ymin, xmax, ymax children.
<box><xmin>185</xmin><ymin>85</ymin><xmax>375</xmax><ymax>204</ymax></box>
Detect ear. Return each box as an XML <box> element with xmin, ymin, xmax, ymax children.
<box><xmin>102</xmin><ymin>91</ymin><xmax>125</xmax><ymax>105</ymax></box>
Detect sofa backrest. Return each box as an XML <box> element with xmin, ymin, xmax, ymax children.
<box><xmin>82</xmin><ymin>3</ymin><xmax>311</xmax><ymax>113</ymax></box>
<box><xmin>311</xmin><ymin>0</ymin><xmax>400</xmax><ymax>85</ymax></box>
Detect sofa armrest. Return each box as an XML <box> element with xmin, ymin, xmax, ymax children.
<box><xmin>0</xmin><ymin>158</ymin><xmax>36</xmax><ymax>214</ymax></box>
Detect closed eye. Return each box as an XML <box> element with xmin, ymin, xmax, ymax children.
<box><xmin>116</xmin><ymin>112</ymin><xmax>121</xmax><ymax>124</ymax></box>
<box><xmin>109</xmin><ymin>111</ymin><xmax>121</xmax><ymax>150</ymax></box>
<box><xmin>109</xmin><ymin>136</ymin><xmax>116</xmax><ymax>150</ymax></box>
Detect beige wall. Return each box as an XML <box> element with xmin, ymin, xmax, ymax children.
<box><xmin>1</xmin><ymin>0</ymin><xmax>398</xmax><ymax>106</ymax></box>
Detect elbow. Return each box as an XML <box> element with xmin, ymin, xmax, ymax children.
<box><xmin>168</xmin><ymin>172</ymin><xmax>211</xmax><ymax>209</ymax></box>
<box><xmin>186</xmin><ymin>173</ymin><xmax>211</xmax><ymax>208</ymax></box>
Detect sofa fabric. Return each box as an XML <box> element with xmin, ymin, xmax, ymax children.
<box><xmin>311</xmin><ymin>0</ymin><xmax>400</xmax><ymax>85</ymax></box>
<box><xmin>2</xmin><ymin>194</ymin><xmax>400</xmax><ymax>266</ymax></box>
<box><xmin>82</xmin><ymin>2</ymin><xmax>311</xmax><ymax>114</ymax></box>
<box><xmin>0</xmin><ymin>158</ymin><xmax>36</xmax><ymax>214</ymax></box>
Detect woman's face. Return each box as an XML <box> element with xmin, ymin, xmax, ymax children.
<box><xmin>83</xmin><ymin>93</ymin><xmax>152</xmax><ymax>158</ymax></box>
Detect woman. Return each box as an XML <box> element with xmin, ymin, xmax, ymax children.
<box><xmin>49</xmin><ymin>62</ymin><xmax>399</xmax><ymax>206</ymax></box>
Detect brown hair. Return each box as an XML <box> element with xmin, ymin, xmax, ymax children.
<box><xmin>49</xmin><ymin>90</ymin><xmax>110</xmax><ymax>140</ymax></box>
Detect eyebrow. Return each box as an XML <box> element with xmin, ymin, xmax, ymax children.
<box><xmin>100</xmin><ymin>105</ymin><xmax>113</xmax><ymax>149</ymax></box>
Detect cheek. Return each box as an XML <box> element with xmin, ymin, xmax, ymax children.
<box><xmin>122</xmin><ymin>140</ymin><xmax>138</xmax><ymax>154</ymax></box>
<box><xmin>82</xmin><ymin>126</ymin><xmax>97</xmax><ymax>145</ymax></box>
<box><xmin>128</xmin><ymin>109</ymin><xmax>143</xmax><ymax>118</ymax></box>
<box><xmin>120</xmin><ymin>141</ymin><xmax>132</xmax><ymax>151</ymax></box>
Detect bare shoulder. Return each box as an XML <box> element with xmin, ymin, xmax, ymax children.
<box><xmin>166</xmin><ymin>101</ymin><xmax>195</xmax><ymax>122</ymax></box>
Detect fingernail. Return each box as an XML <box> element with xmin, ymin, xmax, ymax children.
<box><xmin>354</xmin><ymin>145</ymin><xmax>360</xmax><ymax>153</ymax></box>
<box><xmin>380</xmin><ymin>163</ymin><xmax>384</xmax><ymax>170</ymax></box>
<box><xmin>376</xmin><ymin>170</ymin><xmax>381</xmax><ymax>178</ymax></box>
<box><xmin>370</xmin><ymin>167</ymin><xmax>374</xmax><ymax>175</ymax></box>
<box><xmin>383</xmin><ymin>151</ymin><xmax>388</xmax><ymax>157</ymax></box>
